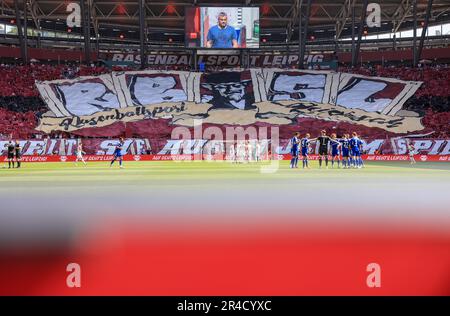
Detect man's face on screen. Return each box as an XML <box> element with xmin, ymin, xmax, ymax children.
<box><xmin>218</xmin><ymin>15</ymin><xmax>228</xmax><ymax>28</ymax></box>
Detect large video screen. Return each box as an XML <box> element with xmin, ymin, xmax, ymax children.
<box><xmin>185</xmin><ymin>7</ymin><xmax>260</xmax><ymax>49</ymax></box>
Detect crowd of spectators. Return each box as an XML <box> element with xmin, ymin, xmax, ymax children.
<box><xmin>0</xmin><ymin>107</ymin><xmax>37</xmax><ymax>139</ymax></box>
<box><xmin>339</xmin><ymin>64</ymin><xmax>450</xmax><ymax>138</ymax></box>
<box><xmin>0</xmin><ymin>63</ymin><xmax>110</xmax><ymax>97</ymax></box>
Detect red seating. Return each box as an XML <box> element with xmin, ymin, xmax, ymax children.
<box><xmin>0</xmin><ymin>108</ymin><xmax>38</xmax><ymax>139</ymax></box>
<box><xmin>0</xmin><ymin>64</ymin><xmax>110</xmax><ymax>97</ymax></box>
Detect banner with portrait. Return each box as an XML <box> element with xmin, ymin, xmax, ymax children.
<box><xmin>35</xmin><ymin>69</ymin><xmax>425</xmax><ymax>136</ymax></box>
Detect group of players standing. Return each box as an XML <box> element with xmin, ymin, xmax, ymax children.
<box><xmin>4</xmin><ymin>140</ymin><xmax>22</xmax><ymax>169</ymax></box>
<box><xmin>3</xmin><ymin>135</ymin><xmax>418</xmax><ymax>168</ymax></box>
<box><xmin>290</xmin><ymin>130</ymin><xmax>364</xmax><ymax>169</ymax></box>
<box><xmin>228</xmin><ymin>140</ymin><xmax>262</xmax><ymax>163</ymax></box>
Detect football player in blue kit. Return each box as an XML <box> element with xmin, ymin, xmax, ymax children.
<box><xmin>289</xmin><ymin>132</ymin><xmax>300</xmax><ymax>169</ymax></box>
<box><xmin>358</xmin><ymin>134</ymin><xmax>365</xmax><ymax>168</ymax></box>
<box><xmin>300</xmin><ymin>133</ymin><xmax>316</xmax><ymax>169</ymax></box>
<box><xmin>339</xmin><ymin>134</ymin><xmax>351</xmax><ymax>169</ymax></box>
<box><xmin>349</xmin><ymin>132</ymin><xmax>364</xmax><ymax>168</ymax></box>
<box><xmin>330</xmin><ymin>133</ymin><xmax>341</xmax><ymax>168</ymax></box>
<box><xmin>110</xmin><ymin>137</ymin><xmax>125</xmax><ymax>168</ymax></box>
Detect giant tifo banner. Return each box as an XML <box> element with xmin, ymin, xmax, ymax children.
<box><xmin>1</xmin><ymin>138</ymin><xmax>450</xmax><ymax>156</ymax></box>
<box><xmin>35</xmin><ymin>69</ymin><xmax>424</xmax><ymax>138</ymax></box>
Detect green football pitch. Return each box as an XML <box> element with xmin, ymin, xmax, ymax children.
<box><xmin>1</xmin><ymin>160</ymin><xmax>449</xmax><ymax>183</ymax></box>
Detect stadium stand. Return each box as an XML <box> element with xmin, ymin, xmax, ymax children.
<box><xmin>0</xmin><ymin>64</ymin><xmax>448</xmax><ymax>140</ymax></box>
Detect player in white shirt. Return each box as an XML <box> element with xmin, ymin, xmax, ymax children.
<box><xmin>75</xmin><ymin>142</ymin><xmax>87</xmax><ymax>166</ymax></box>
<box><xmin>247</xmin><ymin>140</ymin><xmax>253</xmax><ymax>163</ymax></box>
<box><xmin>228</xmin><ymin>142</ymin><xmax>236</xmax><ymax>163</ymax></box>
<box><xmin>237</xmin><ymin>141</ymin><xmax>246</xmax><ymax>164</ymax></box>
<box><xmin>255</xmin><ymin>141</ymin><xmax>261</xmax><ymax>162</ymax></box>
<box><xmin>408</xmin><ymin>142</ymin><xmax>416</xmax><ymax>164</ymax></box>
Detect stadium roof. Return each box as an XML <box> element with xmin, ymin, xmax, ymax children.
<box><xmin>1</xmin><ymin>0</ymin><xmax>450</xmax><ymax>45</ymax></box>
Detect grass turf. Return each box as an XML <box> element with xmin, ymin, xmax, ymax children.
<box><xmin>0</xmin><ymin>161</ymin><xmax>448</xmax><ymax>188</ymax></box>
